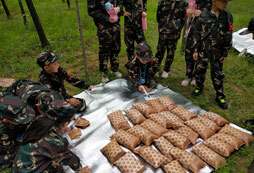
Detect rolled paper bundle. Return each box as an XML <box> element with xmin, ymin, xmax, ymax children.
<box><xmin>147</xmin><ymin>113</ymin><xmax>171</xmax><ymax>128</ymax></box>
<box><xmin>132</xmin><ymin>102</ymin><xmax>157</xmax><ymax>117</ymax></box>
<box><xmin>146</xmin><ymin>99</ymin><xmax>167</xmax><ymax>113</ymax></box>
<box><xmin>124</xmin><ymin>108</ymin><xmax>146</xmax><ymax>124</ymax></box>
<box><xmin>140</xmin><ymin>119</ymin><xmax>168</xmax><ymax>137</ymax></box>
<box><xmin>200</xmin><ymin>111</ymin><xmax>229</xmax><ymax>126</ymax></box>
<box><xmin>154</xmin><ymin>136</ymin><xmax>174</xmax><ymax>160</ymax></box>
<box><xmin>197</xmin><ymin>116</ymin><xmax>221</xmax><ymax>132</ymax></box>
<box><xmin>163</xmin><ymin>130</ymin><xmax>190</xmax><ymax>150</ymax></box>
<box><xmin>162</xmin><ymin>160</ymin><xmax>186</xmax><ymax>173</ymax></box>
<box><xmin>170</xmin><ymin>106</ymin><xmax>197</xmax><ymax>121</ymax></box>
<box><xmin>156</xmin><ymin>96</ymin><xmax>174</xmax><ymax>108</ymax></box>
<box><xmin>159</xmin><ymin>111</ymin><xmax>184</xmax><ymax>128</ymax></box>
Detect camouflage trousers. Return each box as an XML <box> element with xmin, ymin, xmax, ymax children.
<box><xmin>195</xmin><ymin>50</ymin><xmax>225</xmax><ymax>99</ymax></box>
<box><xmin>96</xmin><ymin>23</ymin><xmax>121</xmax><ymax>74</ymax></box>
<box><xmin>67</xmin><ymin>97</ymin><xmax>86</xmax><ymax>113</ymax></box>
<box><xmin>124</xmin><ymin>16</ymin><xmax>146</xmax><ymax>60</ymax></box>
<box><xmin>0</xmin><ymin>123</ymin><xmax>18</xmax><ymax>171</ymax></box>
<box><xmin>155</xmin><ymin>33</ymin><xmax>178</xmax><ymax>72</ymax></box>
<box><xmin>185</xmin><ymin>28</ymin><xmax>197</xmax><ymax>78</ymax></box>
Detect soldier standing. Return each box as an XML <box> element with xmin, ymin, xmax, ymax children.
<box><xmin>0</xmin><ymin>95</ymin><xmax>35</xmax><ymax>171</ymax></box>
<box><xmin>182</xmin><ymin>0</ymin><xmax>212</xmax><ymax>86</ymax></box>
<box><xmin>155</xmin><ymin>0</ymin><xmax>190</xmax><ymax>79</ymax></box>
<box><xmin>13</xmin><ymin>102</ymin><xmax>91</xmax><ymax>173</ymax></box>
<box><xmin>88</xmin><ymin>0</ymin><xmax>123</xmax><ymax>83</ymax></box>
<box><xmin>125</xmin><ymin>42</ymin><xmax>158</xmax><ymax>93</ymax></box>
<box><xmin>123</xmin><ymin>0</ymin><xmax>147</xmax><ymax>60</ymax></box>
<box><xmin>191</xmin><ymin>0</ymin><xmax>233</xmax><ymax>109</ymax></box>
<box><xmin>37</xmin><ymin>51</ymin><xmax>94</xmax><ymax>112</ymax></box>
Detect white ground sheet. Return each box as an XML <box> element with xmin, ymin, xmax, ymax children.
<box><xmin>63</xmin><ymin>79</ymin><xmax>252</xmax><ymax>173</ymax></box>
<box><xmin>233</xmin><ymin>28</ymin><xmax>254</xmax><ymax>55</ymax></box>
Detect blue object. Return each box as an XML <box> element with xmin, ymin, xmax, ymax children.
<box><xmin>105</xmin><ymin>2</ymin><xmax>112</xmax><ymax>10</ymax></box>
<box><xmin>16</xmin><ymin>133</ymin><xmax>24</xmax><ymax>143</ymax></box>
<box><xmin>139</xmin><ymin>64</ymin><xmax>147</xmax><ymax>85</ymax></box>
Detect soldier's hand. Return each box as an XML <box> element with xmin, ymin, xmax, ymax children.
<box><xmin>70</xmin><ymin>98</ymin><xmax>80</xmax><ymax>106</ymax></box>
<box><xmin>80</xmin><ymin>166</ymin><xmax>91</xmax><ymax>173</ymax></box>
<box><xmin>186</xmin><ymin>9</ymin><xmax>193</xmax><ymax>17</ymax></box>
<box><xmin>193</xmin><ymin>53</ymin><xmax>198</xmax><ymax>61</ymax></box>
<box><xmin>144</xmin><ymin>86</ymin><xmax>152</xmax><ymax>93</ymax></box>
<box><xmin>114</xmin><ymin>7</ymin><xmax>120</xmax><ymax>14</ymax></box>
<box><xmin>124</xmin><ymin>11</ymin><xmax>131</xmax><ymax>16</ymax></box>
<box><xmin>142</xmin><ymin>11</ymin><xmax>147</xmax><ymax>18</ymax></box>
<box><xmin>220</xmin><ymin>57</ymin><xmax>227</xmax><ymax>63</ymax></box>
<box><xmin>109</xmin><ymin>17</ymin><xmax>117</xmax><ymax>23</ymax></box>
<box><xmin>194</xmin><ymin>10</ymin><xmax>202</xmax><ymax>17</ymax></box>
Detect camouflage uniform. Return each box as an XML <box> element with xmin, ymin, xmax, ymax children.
<box><xmin>13</xmin><ymin>126</ymin><xmax>82</xmax><ymax>173</ymax></box>
<box><xmin>125</xmin><ymin>42</ymin><xmax>158</xmax><ymax>88</ymax></box>
<box><xmin>123</xmin><ymin>0</ymin><xmax>147</xmax><ymax>60</ymax></box>
<box><xmin>0</xmin><ymin>95</ymin><xmax>35</xmax><ymax>171</ymax></box>
<box><xmin>155</xmin><ymin>0</ymin><xmax>187</xmax><ymax>73</ymax></box>
<box><xmin>193</xmin><ymin>10</ymin><xmax>233</xmax><ymax>99</ymax></box>
<box><xmin>184</xmin><ymin>0</ymin><xmax>212</xmax><ymax>78</ymax></box>
<box><xmin>88</xmin><ymin>0</ymin><xmax>123</xmax><ymax>74</ymax></box>
<box><xmin>39</xmin><ymin>67</ymin><xmax>89</xmax><ymax>112</ymax></box>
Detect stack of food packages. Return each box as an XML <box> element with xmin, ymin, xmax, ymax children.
<box><xmin>101</xmin><ymin>96</ymin><xmax>254</xmax><ymax>173</ymax></box>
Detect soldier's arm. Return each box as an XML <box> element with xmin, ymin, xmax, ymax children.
<box><xmin>116</xmin><ymin>0</ymin><xmax>124</xmax><ymax>16</ymax></box>
<box><xmin>60</xmin><ymin>67</ymin><xmax>90</xmax><ymax>90</ymax></box>
<box><xmin>221</xmin><ymin>12</ymin><xmax>233</xmax><ymax>58</ymax></box>
<box><xmin>193</xmin><ymin>14</ymin><xmax>203</xmax><ymax>53</ymax></box>
<box><xmin>39</xmin><ymin>75</ymin><xmax>54</xmax><ymax>90</ymax></box>
<box><xmin>59</xmin><ymin>150</ymin><xmax>83</xmax><ymax>172</ymax></box>
<box><xmin>87</xmin><ymin>0</ymin><xmax>109</xmax><ymax>22</ymax></box>
<box><xmin>125</xmin><ymin>59</ymin><xmax>140</xmax><ymax>87</ymax></box>
<box><xmin>143</xmin><ymin>0</ymin><xmax>147</xmax><ymax>12</ymax></box>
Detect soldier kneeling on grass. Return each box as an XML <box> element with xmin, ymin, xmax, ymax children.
<box><xmin>125</xmin><ymin>42</ymin><xmax>159</xmax><ymax>93</ymax></box>
<box><xmin>0</xmin><ymin>95</ymin><xmax>35</xmax><ymax>171</ymax></box>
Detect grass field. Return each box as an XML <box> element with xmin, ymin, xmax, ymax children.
<box><xmin>0</xmin><ymin>0</ymin><xmax>254</xmax><ymax>172</ymax></box>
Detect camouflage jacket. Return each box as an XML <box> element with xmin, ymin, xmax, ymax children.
<box><xmin>196</xmin><ymin>0</ymin><xmax>212</xmax><ymax>11</ymax></box>
<box><xmin>193</xmin><ymin>10</ymin><xmax>233</xmax><ymax>57</ymax></box>
<box><xmin>88</xmin><ymin>0</ymin><xmax>123</xmax><ymax>26</ymax></box>
<box><xmin>123</xmin><ymin>0</ymin><xmax>147</xmax><ymax>20</ymax></box>
<box><xmin>13</xmin><ymin>127</ymin><xmax>82</xmax><ymax>173</ymax></box>
<box><xmin>6</xmin><ymin>80</ymin><xmax>51</xmax><ymax>108</ymax></box>
<box><xmin>39</xmin><ymin>67</ymin><xmax>90</xmax><ymax>99</ymax></box>
<box><xmin>125</xmin><ymin>56</ymin><xmax>158</xmax><ymax>87</ymax></box>
<box><xmin>157</xmin><ymin>0</ymin><xmax>187</xmax><ymax>39</ymax></box>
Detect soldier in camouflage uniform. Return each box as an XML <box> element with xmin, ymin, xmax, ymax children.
<box><xmin>123</xmin><ymin>0</ymin><xmax>147</xmax><ymax>60</ymax></box>
<box><xmin>13</xmin><ymin>100</ymin><xmax>90</xmax><ymax>173</ymax></box>
<box><xmin>155</xmin><ymin>0</ymin><xmax>189</xmax><ymax>79</ymax></box>
<box><xmin>88</xmin><ymin>0</ymin><xmax>123</xmax><ymax>82</ymax></box>
<box><xmin>125</xmin><ymin>42</ymin><xmax>158</xmax><ymax>93</ymax></box>
<box><xmin>37</xmin><ymin>51</ymin><xmax>94</xmax><ymax>112</ymax></box>
<box><xmin>0</xmin><ymin>95</ymin><xmax>35</xmax><ymax>171</ymax></box>
<box><xmin>182</xmin><ymin>0</ymin><xmax>212</xmax><ymax>86</ymax></box>
<box><xmin>191</xmin><ymin>0</ymin><xmax>233</xmax><ymax>109</ymax></box>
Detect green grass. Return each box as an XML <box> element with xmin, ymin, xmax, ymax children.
<box><xmin>1</xmin><ymin>0</ymin><xmax>254</xmax><ymax>172</ymax></box>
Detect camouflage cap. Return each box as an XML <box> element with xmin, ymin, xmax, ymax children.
<box><xmin>37</xmin><ymin>51</ymin><xmax>60</xmax><ymax>68</ymax></box>
<box><xmin>0</xmin><ymin>95</ymin><xmax>35</xmax><ymax>124</ymax></box>
<box><xmin>38</xmin><ymin>91</ymin><xmax>74</xmax><ymax>122</ymax></box>
<box><xmin>240</xmin><ymin>17</ymin><xmax>254</xmax><ymax>35</ymax></box>
<box><xmin>135</xmin><ymin>42</ymin><xmax>154</xmax><ymax>63</ymax></box>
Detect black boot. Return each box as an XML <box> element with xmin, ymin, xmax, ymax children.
<box><xmin>191</xmin><ymin>88</ymin><xmax>203</xmax><ymax>96</ymax></box>
<box><xmin>215</xmin><ymin>97</ymin><xmax>228</xmax><ymax>109</ymax></box>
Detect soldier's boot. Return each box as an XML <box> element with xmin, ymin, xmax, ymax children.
<box><xmin>245</xmin><ymin>119</ymin><xmax>254</xmax><ymax>125</ymax></box>
<box><xmin>191</xmin><ymin>88</ymin><xmax>203</xmax><ymax>96</ymax></box>
<box><xmin>215</xmin><ymin>98</ymin><xmax>228</xmax><ymax>109</ymax></box>
<box><xmin>113</xmin><ymin>71</ymin><xmax>122</xmax><ymax>78</ymax></box>
<box><xmin>161</xmin><ymin>71</ymin><xmax>169</xmax><ymax>79</ymax></box>
<box><xmin>190</xmin><ymin>77</ymin><xmax>196</xmax><ymax>86</ymax></box>
<box><xmin>181</xmin><ymin>77</ymin><xmax>192</xmax><ymax>86</ymax></box>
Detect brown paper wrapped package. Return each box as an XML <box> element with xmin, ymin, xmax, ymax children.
<box><xmin>127</xmin><ymin>125</ymin><xmax>158</xmax><ymax>146</ymax></box>
<box><xmin>169</xmin><ymin>147</ymin><xmax>206</xmax><ymax>173</ymax></box>
<box><xmin>219</xmin><ymin>124</ymin><xmax>254</xmax><ymax>146</ymax></box>
<box><xmin>192</xmin><ymin>144</ymin><xmax>227</xmax><ymax>169</ymax></box>
<box><xmin>115</xmin><ymin>152</ymin><xmax>146</xmax><ymax>173</ymax></box>
<box><xmin>107</xmin><ymin>110</ymin><xmax>131</xmax><ymax>131</ymax></box>
<box><xmin>147</xmin><ymin>113</ymin><xmax>171</xmax><ymax>128</ymax></box>
<box><xmin>146</xmin><ymin>99</ymin><xmax>167</xmax><ymax>113</ymax></box>
<box><xmin>74</xmin><ymin>118</ymin><xmax>90</xmax><ymax>129</ymax></box>
<box><xmin>170</xmin><ymin>106</ymin><xmax>197</xmax><ymax>121</ymax></box>
<box><xmin>162</xmin><ymin>160</ymin><xmax>186</xmax><ymax>173</ymax></box>
<box><xmin>203</xmin><ymin>137</ymin><xmax>234</xmax><ymax>157</ymax></box>
<box><xmin>173</xmin><ymin>123</ymin><xmax>199</xmax><ymax>145</ymax></box>
<box><xmin>197</xmin><ymin>116</ymin><xmax>221</xmax><ymax>132</ymax></box>
<box><xmin>154</xmin><ymin>136</ymin><xmax>174</xmax><ymax>160</ymax></box>
<box><xmin>124</xmin><ymin>108</ymin><xmax>146</xmax><ymax>124</ymax></box>
<box><xmin>132</xmin><ymin>102</ymin><xmax>157</xmax><ymax>117</ymax></box>
<box><xmin>112</xmin><ymin>129</ymin><xmax>141</xmax><ymax>150</ymax></box>
<box><xmin>156</xmin><ymin>96</ymin><xmax>174</xmax><ymax>108</ymax></box>
<box><xmin>185</xmin><ymin>118</ymin><xmax>215</xmax><ymax>140</ymax></box>
<box><xmin>210</xmin><ymin>133</ymin><xmax>245</xmax><ymax>150</ymax></box>
<box><xmin>100</xmin><ymin>139</ymin><xmax>126</xmax><ymax>165</ymax></box>
<box><xmin>68</xmin><ymin>128</ymin><xmax>82</xmax><ymax>140</ymax></box>
<box><xmin>134</xmin><ymin>146</ymin><xmax>170</xmax><ymax>168</ymax></box>
<box><xmin>140</xmin><ymin>119</ymin><xmax>168</xmax><ymax>137</ymax></box>
<box><xmin>162</xmin><ymin>130</ymin><xmax>190</xmax><ymax>149</ymax></box>
<box><xmin>200</xmin><ymin>112</ymin><xmax>229</xmax><ymax>126</ymax></box>
<box><xmin>159</xmin><ymin>111</ymin><xmax>184</xmax><ymax>128</ymax></box>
